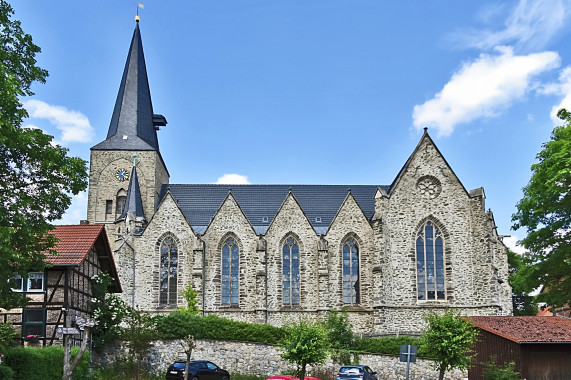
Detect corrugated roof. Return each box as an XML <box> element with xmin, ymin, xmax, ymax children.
<box><xmin>469</xmin><ymin>316</ymin><xmax>571</xmax><ymax>343</ymax></box>
<box><xmin>46</xmin><ymin>225</ymin><xmax>106</xmax><ymax>265</ymax></box>
<box><xmin>158</xmin><ymin>184</ymin><xmax>388</xmax><ymax>232</ymax></box>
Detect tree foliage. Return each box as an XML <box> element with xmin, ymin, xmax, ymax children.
<box><xmin>92</xmin><ymin>273</ymin><xmax>130</xmax><ymax>352</ymax></box>
<box><xmin>421</xmin><ymin>310</ymin><xmax>479</xmax><ymax>380</ymax></box>
<box><xmin>506</xmin><ymin>250</ymin><xmax>537</xmax><ymax>316</ymax></box>
<box><xmin>280</xmin><ymin>319</ymin><xmax>329</xmax><ymax>380</ymax></box>
<box><xmin>0</xmin><ymin>0</ymin><xmax>88</xmax><ymax>309</ymax></box>
<box><xmin>179</xmin><ymin>283</ymin><xmax>201</xmax><ymax>315</ymax></box>
<box><xmin>512</xmin><ymin>108</ymin><xmax>571</xmax><ymax>310</ymax></box>
<box><xmin>326</xmin><ymin>309</ymin><xmax>355</xmax><ymax>365</ymax></box>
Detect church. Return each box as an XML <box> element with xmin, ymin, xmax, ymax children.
<box><xmin>86</xmin><ymin>20</ymin><xmax>512</xmax><ymax>335</ymax></box>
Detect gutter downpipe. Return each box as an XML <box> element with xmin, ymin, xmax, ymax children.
<box><xmin>198</xmin><ymin>234</ymin><xmax>206</xmax><ymax>316</ymax></box>
<box><xmin>265</xmin><ymin>241</ymin><xmax>268</xmax><ymax>324</ymax></box>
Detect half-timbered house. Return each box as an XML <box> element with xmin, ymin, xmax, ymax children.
<box><xmin>1</xmin><ymin>224</ymin><xmax>121</xmax><ymax>346</ymax></box>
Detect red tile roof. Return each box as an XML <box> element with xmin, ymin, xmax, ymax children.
<box><xmin>45</xmin><ymin>224</ymin><xmax>107</xmax><ymax>265</ymax></box>
<box><xmin>469</xmin><ymin>316</ymin><xmax>571</xmax><ymax>343</ymax></box>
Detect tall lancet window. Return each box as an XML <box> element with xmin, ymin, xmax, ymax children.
<box><xmin>343</xmin><ymin>237</ymin><xmax>360</xmax><ymax>304</ymax></box>
<box><xmin>159</xmin><ymin>236</ymin><xmax>178</xmax><ymax>306</ymax></box>
<box><xmin>222</xmin><ymin>237</ymin><xmax>239</xmax><ymax>305</ymax></box>
<box><xmin>282</xmin><ymin>237</ymin><xmax>300</xmax><ymax>305</ymax></box>
<box><xmin>416</xmin><ymin>221</ymin><xmax>445</xmax><ymax>300</ymax></box>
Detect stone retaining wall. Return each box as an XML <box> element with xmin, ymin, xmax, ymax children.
<box><xmin>94</xmin><ymin>339</ymin><xmax>467</xmax><ymax>380</ymax></box>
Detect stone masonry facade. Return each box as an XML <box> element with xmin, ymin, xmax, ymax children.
<box><xmin>87</xmin><ymin>133</ymin><xmax>512</xmax><ymax>336</ymax></box>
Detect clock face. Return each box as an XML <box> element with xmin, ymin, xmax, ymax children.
<box><xmin>116</xmin><ymin>168</ymin><xmax>129</xmax><ymax>181</ymax></box>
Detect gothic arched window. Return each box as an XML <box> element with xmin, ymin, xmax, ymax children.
<box><xmin>416</xmin><ymin>221</ymin><xmax>445</xmax><ymax>300</ymax></box>
<box><xmin>282</xmin><ymin>237</ymin><xmax>300</xmax><ymax>305</ymax></box>
<box><xmin>160</xmin><ymin>236</ymin><xmax>178</xmax><ymax>306</ymax></box>
<box><xmin>343</xmin><ymin>237</ymin><xmax>360</xmax><ymax>304</ymax></box>
<box><xmin>222</xmin><ymin>237</ymin><xmax>239</xmax><ymax>305</ymax></box>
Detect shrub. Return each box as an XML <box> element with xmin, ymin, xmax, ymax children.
<box><xmin>0</xmin><ymin>322</ymin><xmax>17</xmax><ymax>348</ymax></box>
<box><xmin>4</xmin><ymin>346</ymin><xmax>90</xmax><ymax>380</ymax></box>
<box><xmin>156</xmin><ymin>311</ymin><xmax>285</xmax><ymax>344</ymax></box>
<box><xmin>0</xmin><ymin>365</ymin><xmax>15</xmax><ymax>380</ymax></box>
<box><xmin>483</xmin><ymin>357</ymin><xmax>522</xmax><ymax>380</ymax></box>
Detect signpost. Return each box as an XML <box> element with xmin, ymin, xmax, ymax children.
<box><xmin>56</xmin><ymin>327</ymin><xmax>80</xmax><ymax>335</ymax></box>
<box><xmin>400</xmin><ymin>344</ymin><xmax>417</xmax><ymax>380</ymax></box>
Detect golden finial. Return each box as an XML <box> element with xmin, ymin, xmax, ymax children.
<box><xmin>135</xmin><ymin>15</ymin><xmax>140</xmax><ymax>22</ymax></box>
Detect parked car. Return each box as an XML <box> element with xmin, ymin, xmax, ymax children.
<box><xmin>267</xmin><ymin>376</ymin><xmax>322</xmax><ymax>380</ymax></box>
<box><xmin>166</xmin><ymin>360</ymin><xmax>230</xmax><ymax>380</ymax></box>
<box><xmin>336</xmin><ymin>365</ymin><xmax>377</xmax><ymax>380</ymax></box>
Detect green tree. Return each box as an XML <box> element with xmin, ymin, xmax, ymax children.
<box><xmin>421</xmin><ymin>310</ymin><xmax>479</xmax><ymax>380</ymax></box>
<box><xmin>0</xmin><ymin>0</ymin><xmax>88</xmax><ymax>309</ymax></box>
<box><xmin>280</xmin><ymin>319</ymin><xmax>329</xmax><ymax>380</ymax></box>
<box><xmin>91</xmin><ymin>273</ymin><xmax>129</xmax><ymax>352</ymax></box>
<box><xmin>179</xmin><ymin>283</ymin><xmax>201</xmax><ymax>315</ymax></box>
<box><xmin>120</xmin><ymin>309</ymin><xmax>157</xmax><ymax>380</ymax></box>
<box><xmin>326</xmin><ymin>309</ymin><xmax>355</xmax><ymax>365</ymax></box>
<box><xmin>512</xmin><ymin>108</ymin><xmax>571</xmax><ymax>310</ymax></box>
<box><xmin>507</xmin><ymin>250</ymin><xmax>537</xmax><ymax>316</ymax></box>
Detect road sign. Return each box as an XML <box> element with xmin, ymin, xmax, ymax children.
<box><xmin>400</xmin><ymin>344</ymin><xmax>417</xmax><ymax>362</ymax></box>
<box><xmin>56</xmin><ymin>327</ymin><xmax>80</xmax><ymax>335</ymax></box>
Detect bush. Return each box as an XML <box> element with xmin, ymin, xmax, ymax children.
<box><xmin>0</xmin><ymin>322</ymin><xmax>17</xmax><ymax>348</ymax></box>
<box><xmin>483</xmin><ymin>358</ymin><xmax>522</xmax><ymax>380</ymax></box>
<box><xmin>156</xmin><ymin>311</ymin><xmax>285</xmax><ymax>344</ymax></box>
<box><xmin>230</xmin><ymin>374</ymin><xmax>266</xmax><ymax>380</ymax></box>
<box><xmin>0</xmin><ymin>365</ymin><xmax>15</xmax><ymax>380</ymax></box>
<box><xmin>4</xmin><ymin>346</ymin><xmax>90</xmax><ymax>380</ymax></box>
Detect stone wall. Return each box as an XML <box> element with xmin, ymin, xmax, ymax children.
<box><xmin>94</xmin><ymin>339</ymin><xmax>467</xmax><ymax>380</ymax></box>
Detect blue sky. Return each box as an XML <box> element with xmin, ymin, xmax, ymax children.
<box><xmin>11</xmin><ymin>1</ymin><xmax>571</xmax><ymax>252</ymax></box>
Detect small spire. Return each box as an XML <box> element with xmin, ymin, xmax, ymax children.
<box><xmin>423</xmin><ymin>127</ymin><xmax>428</xmax><ymax>134</ymax></box>
<box><xmin>133</xmin><ymin>152</ymin><xmax>137</xmax><ymax>167</ymax></box>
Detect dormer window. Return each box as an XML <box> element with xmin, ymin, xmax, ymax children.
<box><xmin>315</xmin><ymin>217</ymin><xmax>322</xmax><ymax>223</ymax></box>
<box><xmin>262</xmin><ymin>216</ymin><xmax>269</xmax><ymax>223</ymax></box>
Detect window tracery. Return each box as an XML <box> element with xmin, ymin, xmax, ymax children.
<box><xmin>282</xmin><ymin>237</ymin><xmax>300</xmax><ymax>305</ymax></box>
<box><xmin>160</xmin><ymin>235</ymin><xmax>178</xmax><ymax>306</ymax></box>
<box><xmin>416</xmin><ymin>221</ymin><xmax>445</xmax><ymax>300</ymax></box>
<box><xmin>343</xmin><ymin>237</ymin><xmax>360</xmax><ymax>305</ymax></box>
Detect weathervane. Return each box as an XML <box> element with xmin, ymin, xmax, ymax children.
<box><xmin>136</xmin><ymin>2</ymin><xmax>144</xmax><ymax>22</ymax></box>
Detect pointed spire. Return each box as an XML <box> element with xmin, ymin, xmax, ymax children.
<box><xmin>92</xmin><ymin>21</ymin><xmax>166</xmax><ymax>151</ymax></box>
<box><xmin>117</xmin><ymin>155</ymin><xmax>146</xmax><ymax>222</ymax></box>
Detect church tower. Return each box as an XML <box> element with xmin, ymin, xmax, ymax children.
<box><xmin>87</xmin><ymin>19</ymin><xmax>169</xmax><ymax>238</ymax></box>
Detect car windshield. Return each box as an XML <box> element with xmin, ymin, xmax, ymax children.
<box><xmin>340</xmin><ymin>367</ymin><xmax>362</xmax><ymax>374</ymax></box>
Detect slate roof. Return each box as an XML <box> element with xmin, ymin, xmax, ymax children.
<box><xmin>118</xmin><ymin>165</ymin><xmax>146</xmax><ymax>221</ymax></box>
<box><xmin>159</xmin><ymin>184</ymin><xmax>388</xmax><ymax>234</ymax></box>
<box><xmin>469</xmin><ymin>316</ymin><xmax>571</xmax><ymax>343</ymax></box>
<box><xmin>45</xmin><ymin>225</ymin><xmax>122</xmax><ymax>292</ymax></box>
<box><xmin>91</xmin><ymin>22</ymin><xmax>161</xmax><ymax>152</ymax></box>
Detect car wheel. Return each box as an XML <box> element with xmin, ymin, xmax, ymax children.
<box><xmin>193</xmin><ymin>377</ymin><xmax>199</xmax><ymax>380</ymax></box>
<box><xmin>221</xmin><ymin>376</ymin><xmax>229</xmax><ymax>380</ymax></box>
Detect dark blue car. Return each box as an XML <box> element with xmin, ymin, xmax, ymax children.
<box><xmin>336</xmin><ymin>365</ymin><xmax>377</xmax><ymax>380</ymax></box>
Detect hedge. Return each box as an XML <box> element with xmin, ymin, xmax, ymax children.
<box><xmin>4</xmin><ymin>346</ymin><xmax>90</xmax><ymax>380</ymax></box>
<box><xmin>156</xmin><ymin>311</ymin><xmax>285</xmax><ymax>344</ymax></box>
<box><xmin>156</xmin><ymin>311</ymin><xmax>427</xmax><ymax>357</ymax></box>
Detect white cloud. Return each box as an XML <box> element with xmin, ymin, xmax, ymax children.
<box><xmin>54</xmin><ymin>192</ymin><xmax>87</xmax><ymax>225</ymax></box>
<box><xmin>215</xmin><ymin>174</ymin><xmax>251</xmax><ymax>184</ymax></box>
<box><xmin>24</xmin><ymin>100</ymin><xmax>94</xmax><ymax>143</ymax></box>
<box><xmin>449</xmin><ymin>0</ymin><xmax>570</xmax><ymax>51</ymax></box>
<box><xmin>538</xmin><ymin>66</ymin><xmax>571</xmax><ymax>124</ymax></box>
<box><xmin>502</xmin><ymin>235</ymin><xmax>527</xmax><ymax>255</ymax></box>
<box><xmin>412</xmin><ymin>47</ymin><xmax>560</xmax><ymax>136</ymax></box>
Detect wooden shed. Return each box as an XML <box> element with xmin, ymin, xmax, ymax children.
<box><xmin>468</xmin><ymin>316</ymin><xmax>571</xmax><ymax>380</ymax></box>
